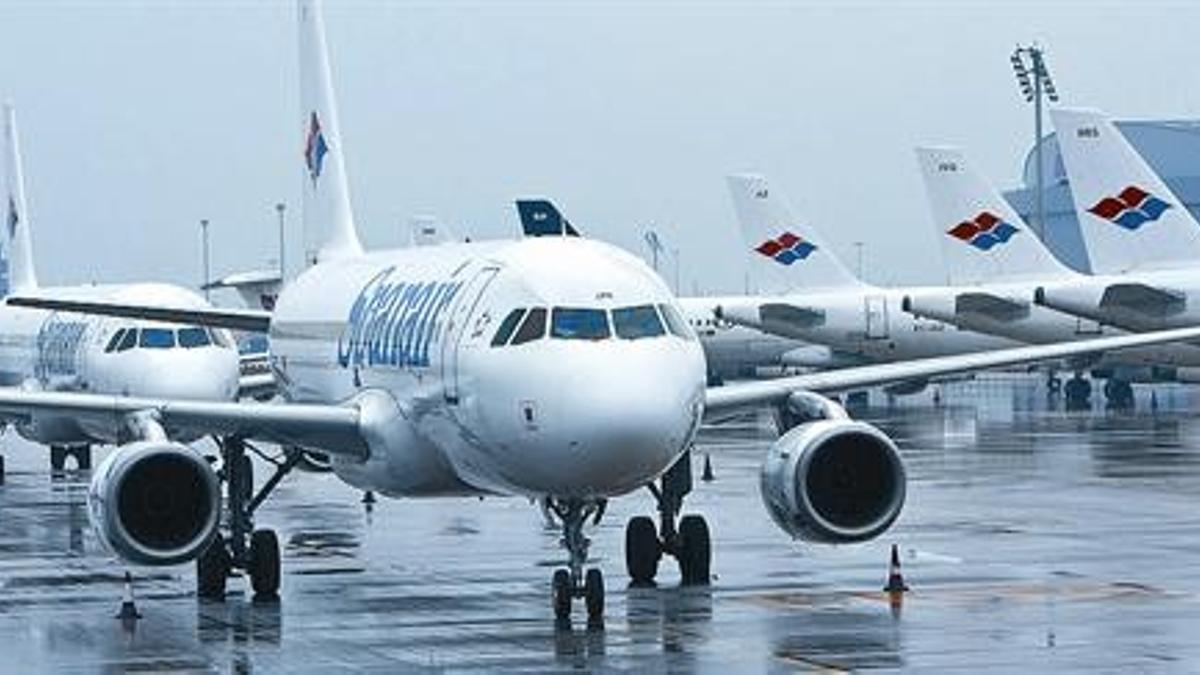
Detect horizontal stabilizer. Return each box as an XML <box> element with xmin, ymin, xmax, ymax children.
<box><xmin>6</xmin><ymin>296</ymin><xmax>271</xmax><ymax>333</ymax></box>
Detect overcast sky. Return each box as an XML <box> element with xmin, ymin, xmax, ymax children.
<box><xmin>3</xmin><ymin>0</ymin><xmax>1200</xmax><ymax>303</ymax></box>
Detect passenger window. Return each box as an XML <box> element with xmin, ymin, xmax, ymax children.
<box><xmin>550</xmin><ymin>307</ymin><xmax>610</xmax><ymax>340</ymax></box>
<box><xmin>612</xmin><ymin>305</ymin><xmax>665</xmax><ymax>340</ymax></box>
<box><xmin>139</xmin><ymin>328</ymin><xmax>175</xmax><ymax>349</ymax></box>
<box><xmin>510</xmin><ymin>308</ymin><xmax>547</xmax><ymax>345</ymax></box>
<box><xmin>116</xmin><ymin>328</ymin><xmax>138</xmax><ymax>352</ymax></box>
<box><xmin>178</xmin><ymin>327</ymin><xmax>212</xmax><ymax>348</ymax></box>
<box><xmin>491</xmin><ymin>308</ymin><xmax>526</xmax><ymax>347</ymax></box>
<box><xmin>104</xmin><ymin>328</ymin><xmax>126</xmax><ymax>353</ymax></box>
<box><xmin>658</xmin><ymin>303</ymin><xmax>694</xmax><ymax>340</ymax></box>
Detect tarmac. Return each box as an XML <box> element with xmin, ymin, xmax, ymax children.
<box><xmin>3</xmin><ymin>374</ymin><xmax>1200</xmax><ymax>671</ymax></box>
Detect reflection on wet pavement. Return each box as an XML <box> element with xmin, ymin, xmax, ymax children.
<box><xmin>2</xmin><ymin>374</ymin><xmax>1200</xmax><ymax>669</ymax></box>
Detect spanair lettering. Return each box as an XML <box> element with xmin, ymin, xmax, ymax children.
<box><xmin>338</xmin><ymin>266</ymin><xmax>463</xmax><ymax>369</ymax></box>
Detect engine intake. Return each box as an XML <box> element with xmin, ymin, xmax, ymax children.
<box><xmin>760</xmin><ymin>418</ymin><xmax>905</xmax><ymax>544</ymax></box>
<box><xmin>88</xmin><ymin>441</ymin><xmax>220</xmax><ymax>566</ymax></box>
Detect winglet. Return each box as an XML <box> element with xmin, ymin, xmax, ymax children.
<box><xmin>515</xmin><ymin>199</ymin><xmax>580</xmax><ymax>237</ymax></box>
<box><xmin>299</xmin><ymin>0</ymin><xmax>362</xmax><ymax>262</ymax></box>
<box><xmin>3</xmin><ymin>103</ymin><xmax>37</xmax><ymax>294</ymax></box>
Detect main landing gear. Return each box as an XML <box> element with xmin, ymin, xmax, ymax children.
<box><xmin>625</xmin><ymin>449</ymin><xmax>712</xmax><ymax>588</ymax></box>
<box><xmin>546</xmin><ymin>498</ymin><xmax>607</xmax><ymax>622</ymax></box>
<box><xmin>197</xmin><ymin>437</ymin><xmax>301</xmax><ymax>601</ymax></box>
<box><xmin>50</xmin><ymin>444</ymin><xmax>91</xmax><ymax>471</ymax></box>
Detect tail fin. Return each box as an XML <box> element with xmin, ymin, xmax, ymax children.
<box><xmin>915</xmin><ymin>146</ymin><xmax>1073</xmax><ymax>285</ymax></box>
<box><xmin>1050</xmin><ymin>107</ymin><xmax>1200</xmax><ymax>274</ymax></box>
<box><xmin>725</xmin><ymin>173</ymin><xmax>863</xmax><ymax>292</ymax></box>
<box><xmin>515</xmin><ymin>199</ymin><xmax>580</xmax><ymax>237</ymax></box>
<box><xmin>298</xmin><ymin>0</ymin><xmax>362</xmax><ymax>262</ymax></box>
<box><xmin>3</xmin><ymin>103</ymin><xmax>37</xmax><ymax>293</ymax></box>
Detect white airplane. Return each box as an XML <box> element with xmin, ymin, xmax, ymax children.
<box><xmin>903</xmin><ymin>146</ymin><xmax>1200</xmax><ymax>406</ymax></box>
<box><xmin>1034</xmin><ymin>108</ymin><xmax>1200</xmax><ymax>333</ymax></box>
<box><xmin>512</xmin><ymin>198</ymin><xmax>861</xmax><ymax>383</ymax></box>
<box><xmin>716</xmin><ymin>173</ymin><xmax>1022</xmax><ymax>393</ymax></box>
<box><xmin>7</xmin><ymin>0</ymin><xmax>1200</xmax><ymax>623</ymax></box>
<box><xmin>0</xmin><ymin>103</ymin><xmax>245</xmax><ymax>473</ymax></box>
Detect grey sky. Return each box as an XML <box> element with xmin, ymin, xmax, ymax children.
<box><xmin>2</xmin><ymin>1</ymin><xmax>1199</xmax><ymax>302</ymax></box>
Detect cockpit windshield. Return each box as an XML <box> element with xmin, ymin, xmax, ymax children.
<box><xmin>139</xmin><ymin>328</ymin><xmax>176</xmax><ymax>349</ymax></box>
<box><xmin>178</xmin><ymin>327</ymin><xmax>212</xmax><ymax>348</ymax></box>
<box><xmin>551</xmin><ymin>308</ymin><xmax>610</xmax><ymax>340</ymax></box>
<box><xmin>491</xmin><ymin>303</ymin><xmax>691</xmax><ymax>347</ymax></box>
<box><xmin>611</xmin><ymin>305</ymin><xmax>665</xmax><ymax>340</ymax></box>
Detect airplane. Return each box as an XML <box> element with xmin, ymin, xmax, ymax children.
<box><xmin>8</xmin><ymin>0</ymin><xmax>1200</xmax><ymax>623</ymax></box>
<box><xmin>0</xmin><ymin>103</ymin><xmax>248</xmax><ymax>474</ymax></box>
<box><xmin>902</xmin><ymin>146</ymin><xmax>1200</xmax><ymax>407</ymax></box>
<box><xmin>513</xmin><ymin>198</ymin><xmax>864</xmax><ymax>384</ymax></box>
<box><xmin>1034</xmin><ymin>108</ymin><xmax>1200</xmax><ymax>335</ymax></box>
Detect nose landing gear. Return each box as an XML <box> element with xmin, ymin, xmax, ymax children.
<box><xmin>624</xmin><ymin>450</ymin><xmax>712</xmax><ymax>586</ymax></box>
<box><xmin>546</xmin><ymin>498</ymin><xmax>606</xmax><ymax>623</ymax></box>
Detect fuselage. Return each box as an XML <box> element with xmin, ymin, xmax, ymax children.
<box><xmin>0</xmin><ymin>283</ymin><xmax>241</xmax><ymax>444</ymax></box>
<box><xmin>268</xmin><ymin>236</ymin><xmax>707</xmax><ymax>501</ymax></box>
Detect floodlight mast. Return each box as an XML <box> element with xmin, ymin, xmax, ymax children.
<box><xmin>1011</xmin><ymin>44</ymin><xmax>1059</xmax><ymax>241</ymax></box>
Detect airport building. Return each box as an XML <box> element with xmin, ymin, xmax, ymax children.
<box><xmin>1004</xmin><ymin>119</ymin><xmax>1200</xmax><ymax>272</ymax></box>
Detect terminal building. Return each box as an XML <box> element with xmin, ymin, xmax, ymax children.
<box><xmin>1004</xmin><ymin>120</ymin><xmax>1200</xmax><ymax>272</ymax></box>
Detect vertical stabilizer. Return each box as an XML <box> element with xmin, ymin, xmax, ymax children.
<box><xmin>3</xmin><ymin>103</ymin><xmax>37</xmax><ymax>293</ymax></box>
<box><xmin>726</xmin><ymin>173</ymin><xmax>863</xmax><ymax>292</ymax></box>
<box><xmin>1050</xmin><ymin>107</ymin><xmax>1200</xmax><ymax>274</ymax></box>
<box><xmin>915</xmin><ymin>146</ymin><xmax>1073</xmax><ymax>285</ymax></box>
<box><xmin>299</xmin><ymin>0</ymin><xmax>362</xmax><ymax>262</ymax></box>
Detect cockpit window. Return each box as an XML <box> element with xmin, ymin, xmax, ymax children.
<box><xmin>658</xmin><ymin>303</ymin><xmax>694</xmax><ymax>340</ymax></box>
<box><xmin>139</xmin><ymin>328</ymin><xmax>175</xmax><ymax>349</ymax></box>
<box><xmin>178</xmin><ymin>327</ymin><xmax>212</xmax><ymax>348</ymax></box>
<box><xmin>491</xmin><ymin>309</ymin><xmax>526</xmax><ymax>347</ymax></box>
<box><xmin>611</xmin><ymin>305</ymin><xmax>665</xmax><ymax>340</ymax></box>
<box><xmin>104</xmin><ymin>328</ymin><xmax>126</xmax><ymax>353</ymax></box>
<box><xmin>510</xmin><ymin>307</ymin><xmax>547</xmax><ymax>345</ymax></box>
<box><xmin>551</xmin><ymin>308</ymin><xmax>610</xmax><ymax>340</ymax></box>
<box><xmin>116</xmin><ymin>328</ymin><xmax>138</xmax><ymax>352</ymax></box>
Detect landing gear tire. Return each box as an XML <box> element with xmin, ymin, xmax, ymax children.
<box><xmin>585</xmin><ymin>568</ymin><xmax>605</xmax><ymax>620</ymax></box>
<box><xmin>678</xmin><ymin>514</ymin><xmax>712</xmax><ymax>585</ymax></box>
<box><xmin>248</xmin><ymin>529</ymin><xmax>281</xmax><ymax>598</ymax></box>
<box><xmin>50</xmin><ymin>446</ymin><xmax>65</xmax><ymax>472</ymax></box>
<box><xmin>552</xmin><ymin>569</ymin><xmax>572</xmax><ymax>620</ymax></box>
<box><xmin>197</xmin><ymin>534</ymin><xmax>231</xmax><ymax>600</ymax></box>
<box><xmin>625</xmin><ymin>516</ymin><xmax>660</xmax><ymax>585</ymax></box>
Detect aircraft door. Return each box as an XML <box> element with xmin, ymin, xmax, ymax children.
<box><xmin>865</xmin><ymin>295</ymin><xmax>889</xmax><ymax>340</ymax></box>
<box><xmin>441</xmin><ymin>265</ymin><xmax>500</xmax><ymax>403</ymax></box>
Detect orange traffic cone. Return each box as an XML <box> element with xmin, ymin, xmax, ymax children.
<box><xmin>883</xmin><ymin>544</ymin><xmax>908</xmax><ymax>593</ymax></box>
<box><xmin>116</xmin><ymin>571</ymin><xmax>141</xmax><ymax>620</ymax></box>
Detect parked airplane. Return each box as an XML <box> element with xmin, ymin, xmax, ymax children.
<box><xmin>902</xmin><ymin>146</ymin><xmax>1200</xmax><ymax>407</ymax></box>
<box><xmin>0</xmin><ymin>103</ymin><xmax>245</xmax><ymax>473</ymax></box>
<box><xmin>8</xmin><ymin>1</ymin><xmax>1200</xmax><ymax>623</ymax></box>
<box><xmin>1035</xmin><ymin>108</ymin><xmax>1200</xmax><ymax>334</ymax></box>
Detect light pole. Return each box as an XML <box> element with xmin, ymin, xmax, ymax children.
<box><xmin>643</xmin><ymin>230</ymin><xmax>663</xmax><ymax>273</ymax></box>
<box><xmin>854</xmin><ymin>241</ymin><xmax>864</xmax><ymax>280</ymax></box>
<box><xmin>1011</xmin><ymin>44</ymin><xmax>1060</xmax><ymax>240</ymax></box>
<box><xmin>200</xmin><ymin>219</ymin><xmax>211</xmax><ymax>301</ymax></box>
<box><xmin>275</xmin><ymin>202</ymin><xmax>286</xmax><ymax>282</ymax></box>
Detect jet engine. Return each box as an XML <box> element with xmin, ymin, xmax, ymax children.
<box><xmin>88</xmin><ymin>441</ymin><xmax>221</xmax><ymax>566</ymax></box>
<box><xmin>760</xmin><ymin>414</ymin><xmax>906</xmax><ymax>544</ymax></box>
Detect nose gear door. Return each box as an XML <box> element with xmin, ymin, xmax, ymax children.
<box><xmin>441</xmin><ymin>265</ymin><xmax>500</xmax><ymax>403</ymax></box>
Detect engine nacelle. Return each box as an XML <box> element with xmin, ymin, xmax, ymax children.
<box><xmin>760</xmin><ymin>419</ymin><xmax>906</xmax><ymax>544</ymax></box>
<box><xmin>88</xmin><ymin>441</ymin><xmax>221</xmax><ymax>566</ymax></box>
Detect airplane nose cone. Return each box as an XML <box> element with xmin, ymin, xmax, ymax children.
<box><xmin>128</xmin><ymin>348</ymin><xmax>240</xmax><ymax>401</ymax></box>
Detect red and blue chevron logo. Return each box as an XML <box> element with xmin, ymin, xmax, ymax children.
<box><xmin>1087</xmin><ymin>185</ymin><xmax>1171</xmax><ymax>230</ymax></box>
<box><xmin>304</xmin><ymin>111</ymin><xmax>329</xmax><ymax>185</ymax></box>
<box><xmin>754</xmin><ymin>231</ymin><xmax>817</xmax><ymax>265</ymax></box>
<box><xmin>946</xmin><ymin>211</ymin><xmax>1019</xmax><ymax>251</ymax></box>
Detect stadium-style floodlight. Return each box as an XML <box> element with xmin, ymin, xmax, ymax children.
<box><xmin>1011</xmin><ymin>44</ymin><xmax>1060</xmax><ymax>239</ymax></box>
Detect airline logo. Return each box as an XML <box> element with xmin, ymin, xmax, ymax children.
<box><xmin>6</xmin><ymin>195</ymin><xmax>16</xmax><ymax>239</ymax></box>
<box><xmin>946</xmin><ymin>211</ymin><xmax>1019</xmax><ymax>251</ymax></box>
<box><xmin>304</xmin><ymin>111</ymin><xmax>329</xmax><ymax>184</ymax></box>
<box><xmin>337</xmin><ymin>266</ymin><xmax>464</xmax><ymax>369</ymax></box>
<box><xmin>1087</xmin><ymin>186</ymin><xmax>1172</xmax><ymax>230</ymax></box>
<box><xmin>754</xmin><ymin>232</ymin><xmax>817</xmax><ymax>265</ymax></box>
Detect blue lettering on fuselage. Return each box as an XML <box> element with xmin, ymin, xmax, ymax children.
<box><xmin>337</xmin><ymin>266</ymin><xmax>463</xmax><ymax>369</ymax></box>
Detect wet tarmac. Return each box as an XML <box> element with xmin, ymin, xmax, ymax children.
<box><xmin>3</xmin><ymin>374</ymin><xmax>1200</xmax><ymax>671</ymax></box>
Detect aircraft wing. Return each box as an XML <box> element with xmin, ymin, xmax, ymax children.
<box><xmin>704</xmin><ymin>324</ymin><xmax>1200</xmax><ymax>416</ymax></box>
<box><xmin>6</xmin><ymin>296</ymin><xmax>272</xmax><ymax>333</ymax></box>
<box><xmin>0</xmin><ymin>390</ymin><xmax>367</xmax><ymax>457</ymax></box>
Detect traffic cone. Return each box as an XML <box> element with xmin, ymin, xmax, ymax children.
<box><xmin>883</xmin><ymin>544</ymin><xmax>908</xmax><ymax>593</ymax></box>
<box><xmin>116</xmin><ymin>572</ymin><xmax>141</xmax><ymax>620</ymax></box>
<box><xmin>701</xmin><ymin>454</ymin><xmax>714</xmax><ymax>482</ymax></box>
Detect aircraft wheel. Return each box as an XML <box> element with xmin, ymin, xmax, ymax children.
<box><xmin>584</xmin><ymin>568</ymin><xmax>605</xmax><ymax>620</ymax></box>
<box><xmin>248</xmin><ymin>529</ymin><xmax>281</xmax><ymax>598</ymax></box>
<box><xmin>678</xmin><ymin>515</ymin><xmax>711</xmax><ymax>585</ymax></box>
<box><xmin>197</xmin><ymin>533</ymin><xmax>231</xmax><ymax>600</ymax></box>
<box><xmin>50</xmin><ymin>446</ymin><xmax>66</xmax><ymax>472</ymax></box>
<box><xmin>552</xmin><ymin>569</ymin><xmax>572</xmax><ymax>620</ymax></box>
<box><xmin>625</xmin><ymin>516</ymin><xmax>660</xmax><ymax>585</ymax></box>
